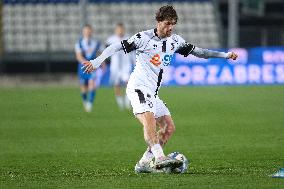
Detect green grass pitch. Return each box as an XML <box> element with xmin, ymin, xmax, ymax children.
<box><xmin>0</xmin><ymin>86</ymin><xmax>283</xmax><ymax>188</ymax></box>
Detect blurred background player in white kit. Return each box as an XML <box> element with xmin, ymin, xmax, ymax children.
<box><xmin>106</xmin><ymin>23</ymin><xmax>134</xmax><ymax>110</ymax></box>
<box><xmin>75</xmin><ymin>24</ymin><xmax>104</xmax><ymax>112</ymax></box>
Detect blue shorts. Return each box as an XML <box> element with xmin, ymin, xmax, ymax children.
<box><xmin>78</xmin><ymin>63</ymin><xmax>96</xmax><ymax>85</ymax></box>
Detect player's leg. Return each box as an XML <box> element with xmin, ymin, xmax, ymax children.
<box><xmin>135</xmin><ymin>112</ymin><xmax>166</xmax><ymax>171</ymax></box>
<box><xmin>135</xmin><ymin>112</ymin><xmax>181</xmax><ymax>171</ymax></box>
<box><xmin>110</xmin><ymin>70</ymin><xmax>124</xmax><ymax>110</ymax></box>
<box><xmin>121</xmin><ymin>73</ymin><xmax>131</xmax><ymax>109</ymax></box>
<box><xmin>136</xmin><ymin>98</ymin><xmax>174</xmax><ymax>168</ymax></box>
<box><xmin>136</xmin><ymin>112</ymin><xmax>159</xmax><ymax>147</ymax></box>
<box><xmin>135</xmin><ymin>101</ymin><xmax>181</xmax><ymax>170</ymax></box>
<box><xmin>86</xmin><ymin>78</ymin><xmax>96</xmax><ymax>112</ymax></box>
<box><xmin>115</xmin><ymin>82</ymin><xmax>131</xmax><ymax>110</ymax></box>
<box><xmin>123</xmin><ymin>85</ymin><xmax>131</xmax><ymax>110</ymax></box>
<box><xmin>80</xmin><ymin>80</ymin><xmax>89</xmax><ymax>111</ymax></box>
<box><xmin>136</xmin><ymin>116</ymin><xmax>175</xmax><ymax>166</ymax></box>
<box><xmin>135</xmin><ymin>112</ymin><xmax>165</xmax><ymax>173</ymax></box>
<box><xmin>154</xmin><ymin>97</ymin><xmax>174</xmax><ymax>147</ymax></box>
<box><xmin>126</xmin><ymin>88</ymin><xmax>182</xmax><ymax>172</ymax></box>
<box><xmin>78</xmin><ymin>64</ymin><xmax>88</xmax><ymax>111</ymax></box>
<box><xmin>156</xmin><ymin>115</ymin><xmax>176</xmax><ymax>147</ymax></box>
<box><xmin>114</xmin><ymin>83</ymin><xmax>124</xmax><ymax>110</ymax></box>
<box><xmin>79</xmin><ymin>73</ymin><xmax>90</xmax><ymax>112</ymax></box>
<box><xmin>135</xmin><ymin>112</ymin><xmax>158</xmax><ymax>172</ymax></box>
<box><xmin>80</xmin><ymin>80</ymin><xmax>88</xmax><ymax>102</ymax></box>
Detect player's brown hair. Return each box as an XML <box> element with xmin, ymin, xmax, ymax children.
<box><xmin>155</xmin><ymin>5</ymin><xmax>178</xmax><ymax>23</ymax></box>
<box><xmin>84</xmin><ymin>24</ymin><xmax>92</xmax><ymax>29</ymax></box>
<box><xmin>116</xmin><ymin>23</ymin><xmax>125</xmax><ymax>28</ymax></box>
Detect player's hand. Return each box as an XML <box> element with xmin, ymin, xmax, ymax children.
<box><xmin>227</xmin><ymin>52</ymin><xmax>238</xmax><ymax>60</ymax></box>
<box><xmin>81</xmin><ymin>61</ymin><xmax>95</xmax><ymax>73</ymax></box>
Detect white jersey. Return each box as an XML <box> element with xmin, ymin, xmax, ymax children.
<box><xmin>106</xmin><ymin>35</ymin><xmax>134</xmax><ymax>84</ymax></box>
<box><xmin>121</xmin><ymin>28</ymin><xmax>195</xmax><ymax>95</ymax></box>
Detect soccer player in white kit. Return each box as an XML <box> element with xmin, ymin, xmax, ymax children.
<box><xmin>106</xmin><ymin>23</ymin><xmax>134</xmax><ymax>110</ymax></box>
<box><xmin>82</xmin><ymin>5</ymin><xmax>238</xmax><ymax>172</ymax></box>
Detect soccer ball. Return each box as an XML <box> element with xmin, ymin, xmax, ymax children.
<box><xmin>167</xmin><ymin>152</ymin><xmax>189</xmax><ymax>173</ymax></box>
<box><xmin>148</xmin><ymin>152</ymin><xmax>189</xmax><ymax>173</ymax></box>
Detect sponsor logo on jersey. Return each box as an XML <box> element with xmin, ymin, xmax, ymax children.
<box><xmin>163</xmin><ymin>54</ymin><xmax>173</xmax><ymax>66</ymax></box>
<box><xmin>150</xmin><ymin>54</ymin><xmax>162</xmax><ymax>66</ymax></box>
<box><xmin>150</xmin><ymin>54</ymin><xmax>173</xmax><ymax>66</ymax></box>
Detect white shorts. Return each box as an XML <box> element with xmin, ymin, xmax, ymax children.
<box><xmin>126</xmin><ymin>86</ymin><xmax>170</xmax><ymax>118</ymax></box>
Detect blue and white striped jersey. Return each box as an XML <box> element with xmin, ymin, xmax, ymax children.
<box><xmin>75</xmin><ymin>37</ymin><xmax>103</xmax><ymax>61</ymax></box>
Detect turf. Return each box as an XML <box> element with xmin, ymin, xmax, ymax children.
<box><xmin>0</xmin><ymin>86</ymin><xmax>283</xmax><ymax>188</ymax></box>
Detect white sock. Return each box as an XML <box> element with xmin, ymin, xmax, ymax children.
<box><xmin>124</xmin><ymin>94</ymin><xmax>131</xmax><ymax>109</ymax></box>
<box><xmin>151</xmin><ymin>144</ymin><xmax>165</xmax><ymax>160</ymax></box>
<box><xmin>139</xmin><ymin>147</ymin><xmax>154</xmax><ymax>164</ymax></box>
<box><xmin>115</xmin><ymin>96</ymin><xmax>124</xmax><ymax>110</ymax></box>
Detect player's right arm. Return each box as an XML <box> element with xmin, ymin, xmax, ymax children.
<box><xmin>82</xmin><ymin>32</ymin><xmax>144</xmax><ymax>73</ymax></box>
<box><xmin>75</xmin><ymin>43</ymin><xmax>87</xmax><ymax>63</ymax></box>
<box><xmin>75</xmin><ymin>51</ymin><xmax>87</xmax><ymax>63</ymax></box>
<box><xmin>82</xmin><ymin>42</ymin><xmax>123</xmax><ymax>73</ymax></box>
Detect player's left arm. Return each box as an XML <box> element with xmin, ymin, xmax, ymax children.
<box><xmin>191</xmin><ymin>47</ymin><xmax>238</xmax><ymax>60</ymax></box>
<box><xmin>174</xmin><ymin>35</ymin><xmax>238</xmax><ymax>60</ymax></box>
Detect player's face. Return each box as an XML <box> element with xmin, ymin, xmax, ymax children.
<box><xmin>157</xmin><ymin>19</ymin><xmax>176</xmax><ymax>38</ymax></box>
<box><xmin>115</xmin><ymin>26</ymin><xmax>125</xmax><ymax>37</ymax></box>
<box><xmin>83</xmin><ymin>27</ymin><xmax>92</xmax><ymax>38</ymax></box>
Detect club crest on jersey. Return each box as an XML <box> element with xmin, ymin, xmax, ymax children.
<box><xmin>150</xmin><ymin>54</ymin><xmax>161</xmax><ymax>66</ymax></box>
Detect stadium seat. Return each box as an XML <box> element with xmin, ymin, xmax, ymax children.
<box><xmin>2</xmin><ymin>1</ymin><xmax>221</xmax><ymax>53</ymax></box>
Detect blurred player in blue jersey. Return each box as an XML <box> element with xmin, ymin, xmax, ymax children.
<box><xmin>106</xmin><ymin>23</ymin><xmax>134</xmax><ymax>110</ymax></box>
<box><xmin>75</xmin><ymin>24</ymin><xmax>103</xmax><ymax>112</ymax></box>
